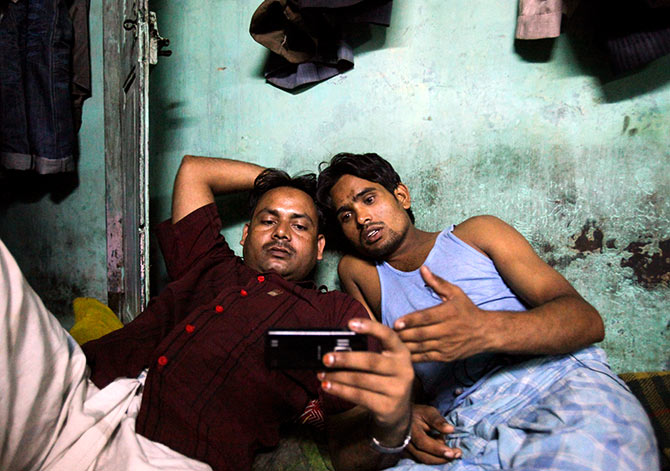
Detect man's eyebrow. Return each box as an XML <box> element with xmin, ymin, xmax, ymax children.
<box><xmin>289</xmin><ymin>212</ymin><xmax>315</xmax><ymax>225</ymax></box>
<box><xmin>257</xmin><ymin>208</ymin><xmax>315</xmax><ymax>224</ymax></box>
<box><xmin>335</xmin><ymin>187</ymin><xmax>377</xmax><ymax>215</ymax></box>
<box><xmin>257</xmin><ymin>208</ymin><xmax>280</xmax><ymax>219</ymax></box>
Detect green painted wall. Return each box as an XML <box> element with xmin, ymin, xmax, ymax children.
<box><xmin>149</xmin><ymin>0</ymin><xmax>669</xmax><ymax>374</ymax></box>
<box><xmin>0</xmin><ymin>0</ymin><xmax>106</xmax><ymax>329</ymax></box>
<box><xmin>1</xmin><ymin>2</ymin><xmax>663</xmax><ymax>374</ymax></box>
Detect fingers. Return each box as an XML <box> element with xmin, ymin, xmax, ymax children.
<box><xmin>347</xmin><ymin>317</ymin><xmax>407</xmax><ymax>353</ymax></box>
<box><xmin>402</xmin><ymin>338</ymin><xmax>446</xmax><ymax>354</ymax></box>
<box><xmin>403</xmin><ymin>339</ymin><xmax>442</xmax><ymax>352</ymax></box>
<box><xmin>394</xmin><ymin>306</ymin><xmax>447</xmax><ymax>332</ymax></box>
<box><xmin>319</xmin><ymin>362</ymin><xmax>397</xmax><ymax>389</ymax></box>
<box><xmin>318</xmin><ymin>318</ymin><xmax>411</xmax><ymax>375</ymax></box>
<box><xmin>318</xmin><ymin>361</ymin><xmax>412</xmax><ymax>426</ymax></box>
<box><xmin>419</xmin><ymin>405</ymin><xmax>454</xmax><ymax>435</ymax></box>
<box><xmin>419</xmin><ymin>265</ymin><xmax>460</xmax><ymax>301</ymax></box>
<box><xmin>394</xmin><ymin>293</ymin><xmax>459</xmax><ymax>332</ymax></box>
<box><xmin>322</xmin><ymin>350</ymin><xmax>394</xmax><ymax>375</ymax></box>
<box><xmin>407</xmin><ymin>423</ymin><xmax>461</xmax><ymax>463</ymax></box>
<box><xmin>394</xmin><ymin>267</ymin><xmax>469</xmax><ymax>332</ymax></box>
<box><xmin>318</xmin><ymin>374</ymin><xmax>401</xmax><ymax>418</ymax></box>
<box><xmin>396</xmin><ymin>323</ymin><xmax>445</xmax><ymax>343</ymax></box>
<box><xmin>318</xmin><ymin>318</ymin><xmax>413</xmax><ymax>425</ymax></box>
<box><xmin>406</xmin><ymin>442</ymin><xmax>450</xmax><ymax>465</ymax></box>
<box><xmin>319</xmin><ymin>320</ymin><xmax>413</xmax><ymax>383</ymax></box>
<box><xmin>407</xmin><ymin>441</ymin><xmax>462</xmax><ymax>464</ymax></box>
<box><xmin>409</xmin><ymin>351</ymin><xmax>444</xmax><ymax>363</ymax></box>
<box><xmin>407</xmin><ymin>405</ymin><xmax>461</xmax><ymax>463</ymax></box>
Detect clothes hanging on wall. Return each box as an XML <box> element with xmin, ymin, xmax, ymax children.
<box><xmin>600</xmin><ymin>0</ymin><xmax>670</xmax><ymax>75</ymax></box>
<box><xmin>0</xmin><ymin>0</ymin><xmax>90</xmax><ymax>174</ymax></box>
<box><xmin>515</xmin><ymin>0</ymin><xmax>580</xmax><ymax>40</ymax></box>
<box><xmin>249</xmin><ymin>0</ymin><xmax>393</xmax><ymax>90</ymax></box>
<box><xmin>515</xmin><ymin>0</ymin><xmax>670</xmax><ymax>76</ymax></box>
<box><xmin>69</xmin><ymin>0</ymin><xmax>91</xmax><ymax>133</ymax></box>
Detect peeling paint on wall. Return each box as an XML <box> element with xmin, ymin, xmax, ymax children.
<box><xmin>572</xmin><ymin>220</ymin><xmax>604</xmax><ymax>253</ymax></box>
<box><xmin>621</xmin><ymin>238</ymin><xmax>670</xmax><ymax>287</ymax></box>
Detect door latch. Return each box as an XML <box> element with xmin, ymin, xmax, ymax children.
<box><xmin>148</xmin><ymin>11</ymin><xmax>171</xmax><ymax>65</ymax></box>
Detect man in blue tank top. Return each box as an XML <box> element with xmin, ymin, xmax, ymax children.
<box><xmin>316</xmin><ymin>153</ymin><xmax>659</xmax><ymax>471</ymax></box>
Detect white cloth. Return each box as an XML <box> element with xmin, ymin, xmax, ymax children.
<box><xmin>0</xmin><ymin>239</ymin><xmax>212</xmax><ymax>471</ymax></box>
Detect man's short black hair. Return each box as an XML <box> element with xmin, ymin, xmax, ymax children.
<box><xmin>249</xmin><ymin>169</ymin><xmax>324</xmax><ymax>233</ymax></box>
<box><xmin>316</xmin><ymin>152</ymin><xmax>415</xmax><ymax>224</ymax></box>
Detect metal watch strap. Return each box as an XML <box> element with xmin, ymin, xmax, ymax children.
<box><xmin>370</xmin><ymin>431</ymin><xmax>412</xmax><ymax>454</ymax></box>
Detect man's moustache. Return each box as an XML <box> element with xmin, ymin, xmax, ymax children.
<box><xmin>263</xmin><ymin>242</ymin><xmax>295</xmax><ymax>254</ymax></box>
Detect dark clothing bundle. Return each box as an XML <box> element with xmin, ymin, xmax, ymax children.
<box><xmin>82</xmin><ymin>203</ymin><xmax>366</xmax><ymax>471</ymax></box>
<box><xmin>250</xmin><ymin>0</ymin><xmax>393</xmax><ymax>90</ymax></box>
<box><xmin>600</xmin><ymin>0</ymin><xmax>670</xmax><ymax>75</ymax></box>
<box><xmin>0</xmin><ymin>0</ymin><xmax>90</xmax><ymax>174</ymax></box>
<box><xmin>516</xmin><ymin>0</ymin><xmax>670</xmax><ymax>76</ymax></box>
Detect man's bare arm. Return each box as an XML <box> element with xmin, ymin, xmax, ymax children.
<box><xmin>397</xmin><ymin>216</ymin><xmax>604</xmax><ymax>362</ymax></box>
<box><xmin>171</xmin><ymin>155</ymin><xmax>265</xmax><ymax>223</ymax></box>
<box><xmin>337</xmin><ymin>255</ymin><xmax>381</xmax><ymax>320</ymax></box>
<box><xmin>467</xmin><ymin>215</ymin><xmax>604</xmax><ymax>354</ymax></box>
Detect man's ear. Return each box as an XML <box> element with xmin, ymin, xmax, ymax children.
<box><xmin>394</xmin><ymin>183</ymin><xmax>412</xmax><ymax>210</ymax></box>
<box><xmin>240</xmin><ymin>223</ymin><xmax>250</xmax><ymax>246</ymax></box>
<box><xmin>316</xmin><ymin>234</ymin><xmax>326</xmax><ymax>261</ymax></box>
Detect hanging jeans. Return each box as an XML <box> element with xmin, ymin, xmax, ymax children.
<box><xmin>0</xmin><ymin>0</ymin><xmax>75</xmax><ymax>174</ymax></box>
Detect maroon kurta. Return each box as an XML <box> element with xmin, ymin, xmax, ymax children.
<box><xmin>83</xmin><ymin>203</ymin><xmax>366</xmax><ymax>471</ymax></box>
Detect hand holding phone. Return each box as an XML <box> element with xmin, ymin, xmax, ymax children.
<box><xmin>318</xmin><ymin>318</ymin><xmax>415</xmax><ymax>456</ymax></box>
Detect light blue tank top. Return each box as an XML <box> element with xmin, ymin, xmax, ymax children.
<box><xmin>376</xmin><ymin>226</ymin><xmax>528</xmax><ymax>411</ymax></box>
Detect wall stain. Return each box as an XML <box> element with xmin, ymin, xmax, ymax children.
<box><xmin>540</xmin><ymin>242</ymin><xmax>555</xmax><ymax>254</ymax></box>
<box><xmin>546</xmin><ymin>253</ymin><xmax>585</xmax><ymax>270</ymax></box>
<box><xmin>572</xmin><ymin>220</ymin><xmax>604</xmax><ymax>253</ymax></box>
<box><xmin>423</xmin><ymin>178</ymin><xmax>439</xmax><ymax>207</ymax></box>
<box><xmin>32</xmin><ymin>273</ymin><xmax>85</xmax><ymax>320</ymax></box>
<box><xmin>543</xmin><ymin>220</ymin><xmax>606</xmax><ymax>269</ymax></box>
<box><xmin>620</xmin><ymin>238</ymin><xmax>670</xmax><ymax>287</ymax></box>
<box><xmin>413</xmin><ymin>165</ymin><xmax>443</xmax><ymax>208</ymax></box>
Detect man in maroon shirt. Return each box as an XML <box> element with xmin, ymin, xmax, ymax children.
<box><xmin>80</xmin><ymin>155</ymin><xmax>415</xmax><ymax>471</ymax></box>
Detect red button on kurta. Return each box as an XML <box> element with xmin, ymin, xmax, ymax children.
<box><xmin>257</xmin><ymin>275</ymin><xmax>265</xmax><ymax>283</ymax></box>
<box><xmin>185</xmin><ymin>324</ymin><xmax>195</xmax><ymax>333</ymax></box>
<box><xmin>157</xmin><ymin>355</ymin><xmax>168</xmax><ymax>366</ymax></box>
<box><xmin>240</xmin><ymin>289</ymin><xmax>248</xmax><ymax>297</ymax></box>
<box><xmin>215</xmin><ymin>305</ymin><xmax>224</xmax><ymax>313</ymax></box>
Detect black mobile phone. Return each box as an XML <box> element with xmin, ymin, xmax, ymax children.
<box><xmin>265</xmin><ymin>328</ymin><xmax>368</xmax><ymax>370</ymax></box>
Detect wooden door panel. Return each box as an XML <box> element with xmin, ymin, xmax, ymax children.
<box><xmin>104</xmin><ymin>0</ymin><xmax>149</xmax><ymax>322</ymax></box>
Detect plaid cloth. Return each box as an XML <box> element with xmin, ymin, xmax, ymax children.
<box><xmin>389</xmin><ymin>347</ymin><xmax>659</xmax><ymax>471</ymax></box>
<box><xmin>619</xmin><ymin>372</ymin><xmax>670</xmax><ymax>471</ymax></box>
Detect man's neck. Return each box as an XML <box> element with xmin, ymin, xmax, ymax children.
<box><xmin>384</xmin><ymin>226</ymin><xmax>440</xmax><ymax>272</ymax></box>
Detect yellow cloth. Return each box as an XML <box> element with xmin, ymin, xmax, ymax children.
<box><xmin>69</xmin><ymin>297</ymin><xmax>123</xmax><ymax>345</ymax></box>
